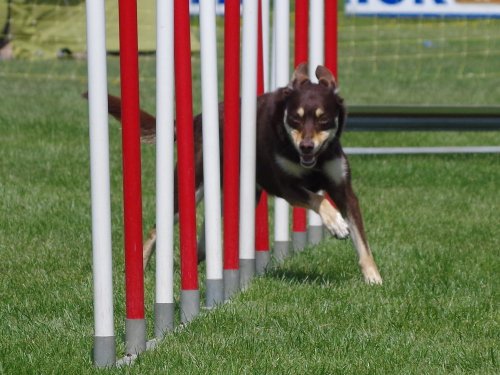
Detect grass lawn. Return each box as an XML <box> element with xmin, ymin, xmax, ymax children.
<box><xmin>1</xmin><ymin>13</ymin><xmax>500</xmax><ymax>375</ymax></box>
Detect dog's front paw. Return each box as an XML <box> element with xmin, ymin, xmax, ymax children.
<box><xmin>329</xmin><ymin>211</ymin><xmax>350</xmax><ymax>239</ymax></box>
<box><xmin>319</xmin><ymin>200</ymin><xmax>349</xmax><ymax>239</ymax></box>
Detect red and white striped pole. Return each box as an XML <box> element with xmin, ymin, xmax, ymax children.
<box><xmin>307</xmin><ymin>0</ymin><xmax>326</xmax><ymax>245</ymax></box>
<box><xmin>325</xmin><ymin>0</ymin><xmax>338</xmax><ymax>78</ymax></box>
<box><xmin>255</xmin><ymin>0</ymin><xmax>270</xmax><ymax>275</ymax></box>
<box><xmin>261</xmin><ymin>0</ymin><xmax>271</xmax><ymax>91</ymax></box>
<box><xmin>117</xmin><ymin>0</ymin><xmax>146</xmax><ymax>356</ymax></box>
<box><xmin>174</xmin><ymin>0</ymin><xmax>199</xmax><ymax>324</ymax></box>
<box><xmin>323</xmin><ymin>0</ymin><xmax>340</xmax><ymax>235</ymax></box>
<box><xmin>239</xmin><ymin>0</ymin><xmax>259</xmax><ymax>289</ymax></box>
<box><xmin>86</xmin><ymin>0</ymin><xmax>115</xmax><ymax>365</ymax></box>
<box><xmin>292</xmin><ymin>0</ymin><xmax>309</xmax><ymax>252</ymax></box>
<box><xmin>154</xmin><ymin>0</ymin><xmax>175</xmax><ymax>338</ymax></box>
<box><xmin>199</xmin><ymin>0</ymin><xmax>224</xmax><ymax>308</ymax></box>
<box><xmin>223</xmin><ymin>0</ymin><xmax>241</xmax><ymax>300</ymax></box>
<box><xmin>273</xmin><ymin>0</ymin><xmax>291</xmax><ymax>263</ymax></box>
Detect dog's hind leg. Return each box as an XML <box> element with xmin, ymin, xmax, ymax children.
<box><xmin>195</xmin><ymin>187</ymin><xmax>206</xmax><ymax>263</ymax></box>
<box><xmin>197</xmin><ymin>223</ymin><xmax>206</xmax><ymax>263</ymax></box>
<box><xmin>143</xmin><ymin>228</ymin><xmax>157</xmax><ymax>271</ymax></box>
<box><xmin>143</xmin><ymin>185</ymin><xmax>205</xmax><ymax>270</ymax></box>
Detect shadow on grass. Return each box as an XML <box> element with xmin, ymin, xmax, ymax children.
<box><xmin>264</xmin><ymin>242</ymin><xmax>360</xmax><ymax>287</ymax></box>
<box><xmin>265</xmin><ymin>267</ymin><xmax>355</xmax><ymax>287</ymax></box>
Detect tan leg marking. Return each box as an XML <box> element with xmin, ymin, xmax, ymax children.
<box><xmin>348</xmin><ymin>223</ymin><xmax>382</xmax><ymax>285</ymax></box>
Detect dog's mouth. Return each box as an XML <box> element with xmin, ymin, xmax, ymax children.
<box><xmin>300</xmin><ymin>153</ymin><xmax>317</xmax><ymax>169</ymax></box>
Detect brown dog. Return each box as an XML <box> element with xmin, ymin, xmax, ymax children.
<box><xmin>104</xmin><ymin>63</ymin><xmax>382</xmax><ymax>284</ymax></box>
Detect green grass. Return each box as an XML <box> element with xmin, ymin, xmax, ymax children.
<box><xmin>1</xmin><ymin>14</ymin><xmax>500</xmax><ymax>374</ymax></box>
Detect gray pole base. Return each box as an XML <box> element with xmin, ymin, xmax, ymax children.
<box><xmin>273</xmin><ymin>241</ymin><xmax>290</xmax><ymax>264</ymax></box>
<box><xmin>206</xmin><ymin>278</ymin><xmax>224</xmax><ymax>309</ymax></box>
<box><xmin>239</xmin><ymin>258</ymin><xmax>255</xmax><ymax>290</ymax></box>
<box><xmin>181</xmin><ymin>289</ymin><xmax>200</xmax><ymax>324</ymax></box>
<box><xmin>125</xmin><ymin>318</ymin><xmax>146</xmax><ymax>356</ymax></box>
<box><xmin>292</xmin><ymin>231</ymin><xmax>307</xmax><ymax>252</ymax></box>
<box><xmin>93</xmin><ymin>335</ymin><xmax>116</xmax><ymax>368</ymax></box>
<box><xmin>224</xmin><ymin>269</ymin><xmax>240</xmax><ymax>301</ymax></box>
<box><xmin>256</xmin><ymin>250</ymin><xmax>270</xmax><ymax>275</ymax></box>
<box><xmin>154</xmin><ymin>302</ymin><xmax>174</xmax><ymax>338</ymax></box>
<box><xmin>308</xmin><ymin>225</ymin><xmax>324</xmax><ymax>245</ymax></box>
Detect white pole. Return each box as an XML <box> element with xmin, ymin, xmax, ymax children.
<box><xmin>86</xmin><ymin>0</ymin><xmax>115</xmax><ymax>367</ymax></box>
<box><xmin>270</xmin><ymin>3</ymin><xmax>277</xmax><ymax>92</ymax></box>
<box><xmin>239</xmin><ymin>0</ymin><xmax>258</xmax><ymax>289</ymax></box>
<box><xmin>261</xmin><ymin>0</ymin><xmax>270</xmax><ymax>92</ymax></box>
<box><xmin>307</xmin><ymin>0</ymin><xmax>325</xmax><ymax>244</ymax></box>
<box><xmin>199</xmin><ymin>0</ymin><xmax>224</xmax><ymax>307</ymax></box>
<box><xmin>273</xmin><ymin>0</ymin><xmax>290</xmax><ymax>263</ymax></box>
<box><xmin>155</xmin><ymin>0</ymin><xmax>175</xmax><ymax>338</ymax></box>
<box><xmin>309</xmin><ymin>1</ymin><xmax>325</xmax><ymax>72</ymax></box>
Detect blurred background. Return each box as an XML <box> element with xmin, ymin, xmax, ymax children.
<box><xmin>1</xmin><ymin>0</ymin><xmax>499</xmax><ymax>107</ymax></box>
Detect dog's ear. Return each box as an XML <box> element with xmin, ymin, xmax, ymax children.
<box><xmin>335</xmin><ymin>95</ymin><xmax>347</xmax><ymax>139</ymax></box>
<box><xmin>288</xmin><ymin>62</ymin><xmax>310</xmax><ymax>90</ymax></box>
<box><xmin>315</xmin><ymin>65</ymin><xmax>337</xmax><ymax>92</ymax></box>
<box><xmin>313</xmin><ymin>65</ymin><xmax>345</xmax><ymax>138</ymax></box>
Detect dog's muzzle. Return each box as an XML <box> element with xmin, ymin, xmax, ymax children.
<box><xmin>299</xmin><ymin>139</ymin><xmax>317</xmax><ymax>168</ymax></box>
<box><xmin>300</xmin><ymin>153</ymin><xmax>317</xmax><ymax>168</ymax></box>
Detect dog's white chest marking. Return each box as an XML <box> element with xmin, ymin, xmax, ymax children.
<box><xmin>275</xmin><ymin>155</ymin><xmax>310</xmax><ymax>178</ymax></box>
<box><xmin>323</xmin><ymin>157</ymin><xmax>347</xmax><ymax>185</ymax></box>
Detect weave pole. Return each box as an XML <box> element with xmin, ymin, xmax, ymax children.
<box><xmin>174</xmin><ymin>0</ymin><xmax>199</xmax><ymax>324</ymax></box>
<box><xmin>199</xmin><ymin>0</ymin><xmax>224</xmax><ymax>308</ymax></box>
<box><xmin>307</xmin><ymin>0</ymin><xmax>326</xmax><ymax>245</ymax></box>
<box><xmin>255</xmin><ymin>0</ymin><xmax>270</xmax><ymax>276</ymax></box>
<box><xmin>324</xmin><ymin>0</ymin><xmax>338</xmax><ymax>78</ymax></box>
<box><xmin>291</xmin><ymin>0</ymin><xmax>309</xmax><ymax>253</ymax></box>
<box><xmin>239</xmin><ymin>0</ymin><xmax>259</xmax><ymax>289</ymax></box>
<box><xmin>223</xmin><ymin>0</ymin><xmax>241</xmax><ymax>301</ymax></box>
<box><xmin>154</xmin><ymin>0</ymin><xmax>175</xmax><ymax>338</ymax></box>
<box><xmin>117</xmin><ymin>0</ymin><xmax>146</xmax><ymax>356</ymax></box>
<box><xmin>273</xmin><ymin>0</ymin><xmax>291</xmax><ymax>264</ymax></box>
<box><xmin>86</xmin><ymin>0</ymin><xmax>115</xmax><ymax>366</ymax></box>
<box><xmin>323</xmin><ymin>0</ymin><xmax>340</xmax><ymax>231</ymax></box>
<box><xmin>261</xmin><ymin>0</ymin><xmax>271</xmax><ymax>91</ymax></box>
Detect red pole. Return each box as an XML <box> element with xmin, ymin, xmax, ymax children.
<box><xmin>174</xmin><ymin>0</ymin><xmax>198</xmax><ymax>292</ymax></box>
<box><xmin>255</xmin><ymin>0</ymin><xmax>269</xmax><ymax>256</ymax></box>
<box><xmin>118</xmin><ymin>0</ymin><xmax>144</xmax><ymax>321</ymax></box>
<box><xmin>324</xmin><ymin>0</ymin><xmax>339</xmax><ymax>212</ymax></box>
<box><xmin>294</xmin><ymin>0</ymin><xmax>309</xmax><ymax>67</ymax></box>
<box><xmin>223</xmin><ymin>0</ymin><xmax>240</xmax><ymax>275</ymax></box>
<box><xmin>292</xmin><ymin>0</ymin><xmax>308</xmax><ymax>244</ymax></box>
<box><xmin>324</xmin><ymin>0</ymin><xmax>338</xmax><ymax>78</ymax></box>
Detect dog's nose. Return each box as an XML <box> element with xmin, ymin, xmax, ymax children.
<box><xmin>299</xmin><ymin>139</ymin><xmax>314</xmax><ymax>154</ymax></box>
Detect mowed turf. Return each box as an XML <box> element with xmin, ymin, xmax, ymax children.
<box><xmin>1</xmin><ymin>15</ymin><xmax>500</xmax><ymax>374</ymax></box>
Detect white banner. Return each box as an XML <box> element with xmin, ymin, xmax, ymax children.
<box><xmin>345</xmin><ymin>0</ymin><xmax>500</xmax><ymax>17</ymax></box>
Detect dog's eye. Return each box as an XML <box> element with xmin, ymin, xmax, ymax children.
<box><xmin>318</xmin><ymin>118</ymin><xmax>330</xmax><ymax>126</ymax></box>
<box><xmin>288</xmin><ymin>116</ymin><xmax>301</xmax><ymax>125</ymax></box>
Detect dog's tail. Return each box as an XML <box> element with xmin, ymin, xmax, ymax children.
<box><xmin>82</xmin><ymin>92</ymin><xmax>157</xmax><ymax>143</ymax></box>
